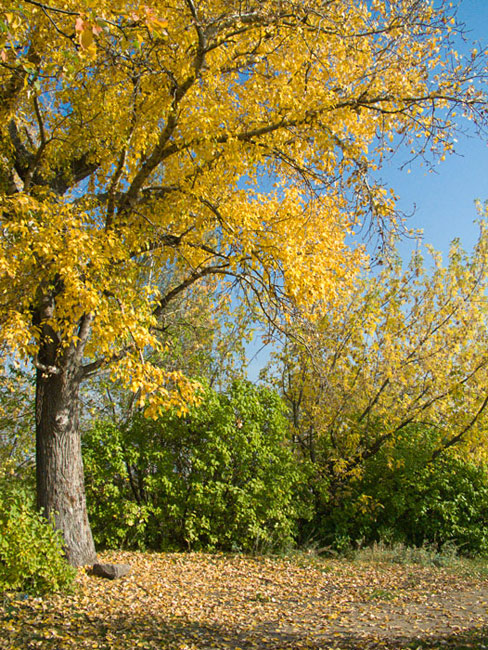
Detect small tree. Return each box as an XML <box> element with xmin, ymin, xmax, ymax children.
<box><xmin>270</xmin><ymin>210</ymin><xmax>488</xmax><ymax>546</ymax></box>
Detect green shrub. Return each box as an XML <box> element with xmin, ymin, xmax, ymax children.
<box><xmin>0</xmin><ymin>485</ymin><xmax>76</xmax><ymax>595</ymax></box>
<box><xmin>402</xmin><ymin>456</ymin><xmax>488</xmax><ymax>554</ymax></box>
<box><xmin>84</xmin><ymin>380</ymin><xmax>304</xmax><ymax>553</ymax></box>
<box><xmin>303</xmin><ymin>425</ymin><xmax>488</xmax><ymax>556</ymax></box>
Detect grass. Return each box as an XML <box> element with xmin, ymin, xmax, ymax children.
<box><xmin>349</xmin><ymin>540</ymin><xmax>488</xmax><ymax>581</ymax></box>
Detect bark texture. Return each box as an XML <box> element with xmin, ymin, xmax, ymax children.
<box><xmin>35</xmin><ymin>332</ymin><xmax>97</xmax><ymax>567</ymax></box>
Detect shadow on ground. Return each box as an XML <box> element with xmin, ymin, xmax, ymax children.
<box><xmin>2</xmin><ymin>599</ymin><xmax>488</xmax><ymax>650</ymax></box>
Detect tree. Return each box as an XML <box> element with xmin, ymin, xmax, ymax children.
<box><xmin>0</xmin><ymin>0</ymin><xmax>486</xmax><ymax>565</ymax></box>
<box><xmin>269</xmin><ymin>207</ymin><xmax>488</xmax><ymax>545</ymax></box>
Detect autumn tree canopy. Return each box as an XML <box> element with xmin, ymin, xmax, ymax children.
<box><xmin>0</xmin><ymin>0</ymin><xmax>486</xmax><ymax>565</ymax></box>
<box><xmin>270</xmin><ymin>207</ymin><xmax>488</xmax><ymax>490</ymax></box>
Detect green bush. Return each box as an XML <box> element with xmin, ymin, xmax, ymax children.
<box><xmin>83</xmin><ymin>380</ymin><xmax>304</xmax><ymax>552</ymax></box>
<box><xmin>302</xmin><ymin>423</ymin><xmax>488</xmax><ymax>556</ymax></box>
<box><xmin>401</xmin><ymin>456</ymin><xmax>488</xmax><ymax>554</ymax></box>
<box><xmin>0</xmin><ymin>484</ymin><xmax>76</xmax><ymax>595</ymax></box>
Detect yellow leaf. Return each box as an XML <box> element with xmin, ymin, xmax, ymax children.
<box><xmin>79</xmin><ymin>28</ymin><xmax>94</xmax><ymax>51</ymax></box>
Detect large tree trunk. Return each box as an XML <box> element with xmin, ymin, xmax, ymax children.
<box><xmin>35</xmin><ymin>356</ymin><xmax>97</xmax><ymax>567</ymax></box>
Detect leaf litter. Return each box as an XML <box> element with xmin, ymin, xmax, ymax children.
<box><xmin>1</xmin><ymin>551</ymin><xmax>488</xmax><ymax>649</ymax></box>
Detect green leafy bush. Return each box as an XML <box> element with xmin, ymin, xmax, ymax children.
<box><xmin>84</xmin><ymin>381</ymin><xmax>304</xmax><ymax>552</ymax></box>
<box><xmin>401</xmin><ymin>456</ymin><xmax>488</xmax><ymax>554</ymax></box>
<box><xmin>0</xmin><ymin>484</ymin><xmax>76</xmax><ymax>595</ymax></box>
<box><xmin>303</xmin><ymin>423</ymin><xmax>488</xmax><ymax>556</ymax></box>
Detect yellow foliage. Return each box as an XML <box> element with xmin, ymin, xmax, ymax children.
<box><xmin>272</xmin><ymin>207</ymin><xmax>488</xmax><ymax>473</ymax></box>
<box><xmin>0</xmin><ymin>0</ymin><xmax>485</xmax><ymax>413</ymax></box>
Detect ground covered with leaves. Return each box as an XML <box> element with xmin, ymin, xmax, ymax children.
<box><xmin>2</xmin><ymin>551</ymin><xmax>488</xmax><ymax>650</ymax></box>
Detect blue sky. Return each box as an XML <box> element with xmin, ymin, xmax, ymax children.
<box><xmin>391</xmin><ymin>0</ymin><xmax>488</xmax><ymax>260</ymax></box>
<box><xmin>246</xmin><ymin>0</ymin><xmax>488</xmax><ymax>380</ymax></box>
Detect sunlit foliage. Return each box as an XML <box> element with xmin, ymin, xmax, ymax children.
<box><xmin>0</xmin><ymin>0</ymin><xmax>486</xmax><ymax>563</ymax></box>
<box><xmin>1</xmin><ymin>0</ymin><xmax>486</xmax><ymax>412</ymax></box>
<box><xmin>269</xmin><ymin>205</ymin><xmax>488</xmax><ymax>549</ymax></box>
<box><xmin>83</xmin><ymin>381</ymin><xmax>302</xmax><ymax>553</ymax></box>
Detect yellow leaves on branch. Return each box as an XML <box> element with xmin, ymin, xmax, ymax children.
<box><xmin>74</xmin><ymin>16</ymin><xmax>101</xmax><ymax>59</ymax></box>
<box><xmin>0</xmin><ymin>188</ymin><xmax>200</xmax><ymax>413</ymax></box>
<box><xmin>275</xmin><ymin>207</ymin><xmax>488</xmax><ymax>467</ymax></box>
<box><xmin>111</xmin><ymin>357</ymin><xmax>202</xmax><ymax>419</ymax></box>
<box><xmin>130</xmin><ymin>5</ymin><xmax>168</xmax><ymax>34</ymax></box>
<box><xmin>73</xmin><ymin>6</ymin><xmax>168</xmax><ymax>58</ymax></box>
<box><xmin>0</xmin><ymin>0</ymin><xmax>486</xmax><ymax>414</ymax></box>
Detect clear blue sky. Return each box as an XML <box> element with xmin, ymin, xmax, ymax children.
<box><xmin>246</xmin><ymin>0</ymin><xmax>488</xmax><ymax>380</ymax></box>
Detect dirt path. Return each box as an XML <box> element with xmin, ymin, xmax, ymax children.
<box><xmin>2</xmin><ymin>552</ymin><xmax>488</xmax><ymax>649</ymax></box>
<box><xmin>319</xmin><ymin>586</ymin><xmax>488</xmax><ymax>646</ymax></box>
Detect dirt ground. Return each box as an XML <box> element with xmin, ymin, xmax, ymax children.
<box><xmin>2</xmin><ymin>551</ymin><xmax>488</xmax><ymax>649</ymax></box>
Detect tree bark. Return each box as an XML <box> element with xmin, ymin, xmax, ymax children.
<box><xmin>35</xmin><ymin>360</ymin><xmax>97</xmax><ymax>567</ymax></box>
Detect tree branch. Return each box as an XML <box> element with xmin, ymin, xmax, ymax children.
<box><xmin>431</xmin><ymin>392</ymin><xmax>488</xmax><ymax>461</ymax></box>
<box><xmin>154</xmin><ymin>263</ymin><xmax>231</xmax><ymax>319</ymax></box>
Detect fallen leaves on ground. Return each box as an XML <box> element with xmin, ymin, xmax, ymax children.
<box><xmin>2</xmin><ymin>551</ymin><xmax>488</xmax><ymax>649</ymax></box>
